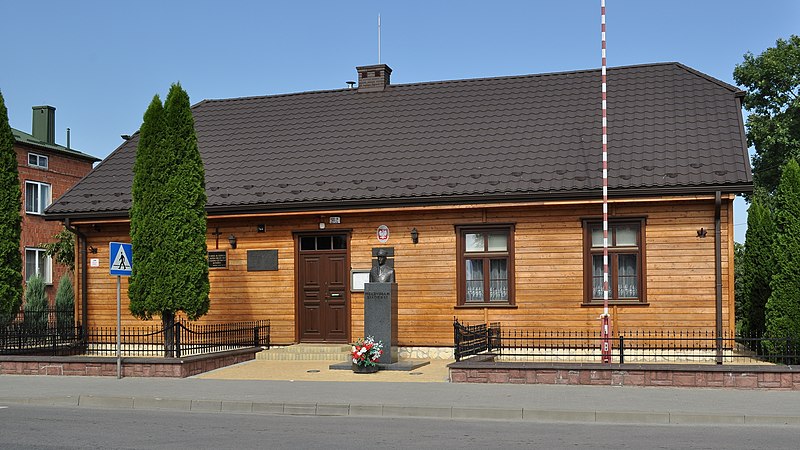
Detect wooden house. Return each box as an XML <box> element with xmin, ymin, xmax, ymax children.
<box><xmin>46</xmin><ymin>63</ymin><xmax>752</xmax><ymax>349</ymax></box>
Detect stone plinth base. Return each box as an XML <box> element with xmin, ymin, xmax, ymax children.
<box><xmin>364</xmin><ymin>282</ymin><xmax>398</xmax><ymax>364</ymax></box>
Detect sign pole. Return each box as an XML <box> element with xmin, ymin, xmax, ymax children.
<box><xmin>116</xmin><ymin>275</ymin><xmax>121</xmax><ymax>379</ymax></box>
<box><xmin>109</xmin><ymin>242</ymin><xmax>132</xmax><ymax>378</ymax></box>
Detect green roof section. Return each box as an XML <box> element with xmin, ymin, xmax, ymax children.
<box><xmin>12</xmin><ymin>127</ymin><xmax>100</xmax><ymax>162</ymax></box>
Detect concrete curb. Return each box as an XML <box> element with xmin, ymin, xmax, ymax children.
<box><xmin>2</xmin><ymin>395</ymin><xmax>800</xmax><ymax>426</ymax></box>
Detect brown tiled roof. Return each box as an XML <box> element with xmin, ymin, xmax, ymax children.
<box><xmin>46</xmin><ymin>62</ymin><xmax>752</xmax><ymax>219</ymax></box>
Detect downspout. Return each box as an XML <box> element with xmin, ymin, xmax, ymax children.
<box><xmin>715</xmin><ymin>192</ymin><xmax>723</xmax><ymax>364</ymax></box>
<box><xmin>64</xmin><ymin>218</ymin><xmax>88</xmax><ymax>338</ymax></box>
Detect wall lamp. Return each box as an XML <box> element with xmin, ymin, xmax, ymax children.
<box><xmin>410</xmin><ymin>227</ymin><xmax>419</xmax><ymax>244</ymax></box>
<box><xmin>697</xmin><ymin>228</ymin><xmax>708</xmax><ymax>238</ymax></box>
<box><xmin>88</xmin><ymin>246</ymin><xmax>98</xmax><ymax>254</ymax></box>
<box><xmin>228</xmin><ymin>234</ymin><xmax>238</xmax><ymax>249</ymax></box>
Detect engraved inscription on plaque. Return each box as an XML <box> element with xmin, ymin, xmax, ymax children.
<box><xmin>207</xmin><ymin>250</ymin><xmax>228</xmax><ymax>269</ymax></box>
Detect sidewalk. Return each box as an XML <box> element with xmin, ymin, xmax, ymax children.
<box><xmin>2</xmin><ymin>358</ymin><xmax>800</xmax><ymax>426</ymax></box>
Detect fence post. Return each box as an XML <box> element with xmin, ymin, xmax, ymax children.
<box><xmin>453</xmin><ymin>318</ymin><xmax>461</xmax><ymax>362</ymax></box>
<box><xmin>787</xmin><ymin>334</ymin><xmax>791</xmax><ymax>365</ymax></box>
<box><xmin>253</xmin><ymin>326</ymin><xmax>259</xmax><ymax>347</ymax></box>
<box><xmin>175</xmin><ymin>324</ymin><xmax>182</xmax><ymax>358</ymax></box>
<box><xmin>619</xmin><ymin>335</ymin><xmax>625</xmax><ymax>364</ymax></box>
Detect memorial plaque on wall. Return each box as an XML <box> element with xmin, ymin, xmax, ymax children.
<box><xmin>207</xmin><ymin>250</ymin><xmax>228</xmax><ymax>269</ymax></box>
<box><xmin>247</xmin><ymin>249</ymin><xmax>278</xmax><ymax>271</ymax></box>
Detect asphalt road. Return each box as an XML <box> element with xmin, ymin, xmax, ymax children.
<box><xmin>1</xmin><ymin>404</ymin><xmax>798</xmax><ymax>450</ymax></box>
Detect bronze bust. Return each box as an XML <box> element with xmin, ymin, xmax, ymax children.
<box><xmin>369</xmin><ymin>248</ymin><xmax>396</xmax><ymax>283</ymax></box>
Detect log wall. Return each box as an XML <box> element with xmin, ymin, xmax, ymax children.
<box><xmin>73</xmin><ymin>196</ymin><xmax>734</xmax><ymax>346</ymax></box>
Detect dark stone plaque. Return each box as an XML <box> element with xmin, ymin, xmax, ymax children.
<box><xmin>371</xmin><ymin>247</ymin><xmax>394</xmax><ymax>257</ymax></box>
<box><xmin>247</xmin><ymin>249</ymin><xmax>278</xmax><ymax>271</ymax></box>
<box><xmin>207</xmin><ymin>250</ymin><xmax>228</xmax><ymax>269</ymax></box>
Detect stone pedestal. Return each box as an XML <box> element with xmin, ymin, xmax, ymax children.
<box><xmin>364</xmin><ymin>282</ymin><xmax>398</xmax><ymax>364</ymax></box>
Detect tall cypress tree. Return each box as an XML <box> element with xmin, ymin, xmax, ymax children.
<box><xmin>160</xmin><ymin>83</ymin><xmax>209</xmax><ymax>322</ymax></box>
<box><xmin>0</xmin><ymin>91</ymin><xmax>22</xmax><ymax>324</ymax></box>
<box><xmin>739</xmin><ymin>192</ymin><xmax>774</xmax><ymax>337</ymax></box>
<box><xmin>129</xmin><ymin>95</ymin><xmax>166</xmax><ymax>320</ymax></box>
<box><xmin>766</xmin><ymin>158</ymin><xmax>800</xmax><ymax>344</ymax></box>
<box><xmin>128</xmin><ymin>84</ymin><xmax>209</xmax><ymax>355</ymax></box>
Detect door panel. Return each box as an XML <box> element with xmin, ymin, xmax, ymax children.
<box><xmin>300</xmin><ymin>256</ymin><xmax>322</xmax><ymax>340</ymax></box>
<box><xmin>325</xmin><ymin>255</ymin><xmax>347</xmax><ymax>341</ymax></box>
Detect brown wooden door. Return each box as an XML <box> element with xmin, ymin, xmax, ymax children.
<box><xmin>298</xmin><ymin>235</ymin><xmax>348</xmax><ymax>343</ymax></box>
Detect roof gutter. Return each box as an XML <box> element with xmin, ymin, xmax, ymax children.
<box><xmin>45</xmin><ymin>184</ymin><xmax>753</xmax><ymax>222</ymax></box>
<box><xmin>714</xmin><ymin>191</ymin><xmax>723</xmax><ymax>364</ymax></box>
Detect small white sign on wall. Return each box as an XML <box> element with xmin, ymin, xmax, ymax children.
<box><xmin>90</xmin><ymin>258</ymin><xmax>100</xmax><ymax>267</ymax></box>
<box><xmin>351</xmin><ymin>269</ymin><xmax>371</xmax><ymax>292</ymax></box>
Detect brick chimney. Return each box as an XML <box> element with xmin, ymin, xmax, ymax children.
<box><xmin>356</xmin><ymin>64</ymin><xmax>392</xmax><ymax>92</ymax></box>
<box><xmin>32</xmin><ymin>105</ymin><xmax>56</xmax><ymax>145</ymax></box>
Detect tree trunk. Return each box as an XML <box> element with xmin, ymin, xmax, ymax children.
<box><xmin>162</xmin><ymin>311</ymin><xmax>175</xmax><ymax>358</ymax></box>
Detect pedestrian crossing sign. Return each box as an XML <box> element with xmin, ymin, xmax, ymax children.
<box><xmin>109</xmin><ymin>242</ymin><xmax>133</xmax><ymax>276</ymax></box>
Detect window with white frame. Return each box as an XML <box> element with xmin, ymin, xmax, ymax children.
<box><xmin>24</xmin><ymin>181</ymin><xmax>51</xmax><ymax>214</ymax></box>
<box><xmin>28</xmin><ymin>152</ymin><xmax>49</xmax><ymax>169</ymax></box>
<box><xmin>25</xmin><ymin>248</ymin><xmax>52</xmax><ymax>283</ymax></box>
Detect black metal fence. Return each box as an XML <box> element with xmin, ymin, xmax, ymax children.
<box><xmin>2</xmin><ymin>309</ymin><xmax>270</xmax><ymax>358</ymax></box>
<box><xmin>453</xmin><ymin>319</ymin><xmax>500</xmax><ymax>361</ymax></box>
<box><xmin>0</xmin><ymin>309</ymin><xmax>83</xmax><ymax>356</ymax></box>
<box><xmin>453</xmin><ymin>319</ymin><xmax>800</xmax><ymax>365</ymax></box>
<box><xmin>85</xmin><ymin>320</ymin><xmax>270</xmax><ymax>358</ymax></box>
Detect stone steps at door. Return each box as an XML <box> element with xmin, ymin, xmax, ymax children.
<box><xmin>257</xmin><ymin>344</ymin><xmax>352</xmax><ymax>361</ymax></box>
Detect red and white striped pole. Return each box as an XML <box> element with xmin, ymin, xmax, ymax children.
<box><xmin>600</xmin><ymin>0</ymin><xmax>611</xmax><ymax>363</ymax></box>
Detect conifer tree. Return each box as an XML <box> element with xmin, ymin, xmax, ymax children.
<box><xmin>129</xmin><ymin>95</ymin><xmax>166</xmax><ymax>320</ymax></box>
<box><xmin>160</xmin><ymin>83</ymin><xmax>209</xmax><ymax>322</ymax></box>
<box><xmin>739</xmin><ymin>192</ymin><xmax>774</xmax><ymax>337</ymax></box>
<box><xmin>766</xmin><ymin>158</ymin><xmax>800</xmax><ymax>344</ymax></box>
<box><xmin>128</xmin><ymin>84</ymin><xmax>209</xmax><ymax>355</ymax></box>
<box><xmin>0</xmin><ymin>91</ymin><xmax>22</xmax><ymax>324</ymax></box>
<box><xmin>23</xmin><ymin>276</ymin><xmax>48</xmax><ymax>329</ymax></box>
<box><xmin>55</xmin><ymin>274</ymin><xmax>75</xmax><ymax>333</ymax></box>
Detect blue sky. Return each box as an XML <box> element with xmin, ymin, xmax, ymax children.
<box><xmin>1</xmin><ymin>1</ymin><xmax>797</xmax><ymax>242</ymax></box>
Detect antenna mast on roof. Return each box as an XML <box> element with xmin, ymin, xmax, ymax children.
<box><xmin>600</xmin><ymin>0</ymin><xmax>611</xmax><ymax>364</ymax></box>
<box><xmin>378</xmin><ymin>14</ymin><xmax>381</xmax><ymax>64</ymax></box>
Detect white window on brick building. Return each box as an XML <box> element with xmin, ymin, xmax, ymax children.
<box><xmin>25</xmin><ymin>248</ymin><xmax>52</xmax><ymax>284</ymax></box>
<box><xmin>28</xmin><ymin>152</ymin><xmax>49</xmax><ymax>169</ymax></box>
<box><xmin>24</xmin><ymin>181</ymin><xmax>51</xmax><ymax>215</ymax></box>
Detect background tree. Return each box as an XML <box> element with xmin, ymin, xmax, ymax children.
<box><xmin>738</xmin><ymin>192</ymin><xmax>774</xmax><ymax>337</ymax></box>
<box><xmin>0</xmin><ymin>91</ymin><xmax>22</xmax><ymax>325</ymax></box>
<box><xmin>41</xmin><ymin>227</ymin><xmax>76</xmax><ymax>272</ymax></box>
<box><xmin>765</xmin><ymin>158</ymin><xmax>800</xmax><ymax>345</ymax></box>
<box><xmin>55</xmin><ymin>274</ymin><xmax>75</xmax><ymax>335</ymax></box>
<box><xmin>733</xmin><ymin>241</ymin><xmax>745</xmax><ymax>333</ymax></box>
<box><xmin>128</xmin><ymin>84</ymin><xmax>209</xmax><ymax>355</ymax></box>
<box><xmin>733</xmin><ymin>35</ymin><xmax>800</xmax><ymax>195</ymax></box>
<box><xmin>23</xmin><ymin>276</ymin><xmax>47</xmax><ymax>329</ymax></box>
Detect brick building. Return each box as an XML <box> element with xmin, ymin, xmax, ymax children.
<box><xmin>13</xmin><ymin>105</ymin><xmax>99</xmax><ymax>303</ymax></box>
